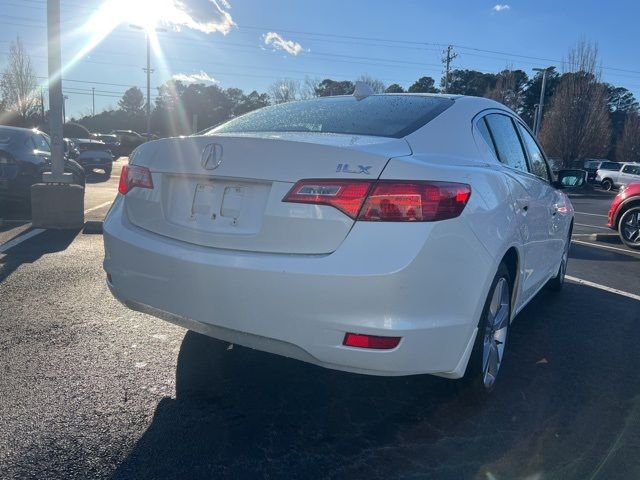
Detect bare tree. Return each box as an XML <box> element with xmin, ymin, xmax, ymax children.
<box><xmin>0</xmin><ymin>37</ymin><xmax>39</xmax><ymax>126</ymax></box>
<box><xmin>301</xmin><ymin>76</ymin><xmax>320</xmax><ymax>99</ymax></box>
<box><xmin>539</xmin><ymin>41</ymin><xmax>611</xmax><ymax>166</ymax></box>
<box><xmin>616</xmin><ymin>111</ymin><xmax>640</xmax><ymax>163</ymax></box>
<box><xmin>268</xmin><ymin>78</ymin><xmax>301</xmax><ymax>104</ymax></box>
<box><xmin>355</xmin><ymin>74</ymin><xmax>386</xmax><ymax>93</ymax></box>
<box><xmin>484</xmin><ymin>68</ymin><xmax>526</xmax><ymax>112</ymax></box>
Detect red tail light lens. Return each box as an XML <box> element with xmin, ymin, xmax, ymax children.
<box><xmin>343</xmin><ymin>332</ymin><xmax>401</xmax><ymax>349</ymax></box>
<box><xmin>283</xmin><ymin>180</ymin><xmax>373</xmax><ymax>218</ymax></box>
<box><xmin>283</xmin><ymin>179</ymin><xmax>470</xmax><ymax>221</ymax></box>
<box><xmin>118</xmin><ymin>165</ymin><xmax>154</xmax><ymax>195</ymax></box>
<box><xmin>359</xmin><ymin>181</ymin><xmax>471</xmax><ymax>222</ymax></box>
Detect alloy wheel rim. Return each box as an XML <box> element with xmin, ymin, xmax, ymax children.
<box><xmin>482</xmin><ymin>278</ymin><xmax>509</xmax><ymax>390</ymax></box>
<box><xmin>622</xmin><ymin>211</ymin><xmax>640</xmax><ymax>245</ymax></box>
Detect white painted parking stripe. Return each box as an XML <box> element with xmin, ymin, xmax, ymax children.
<box><xmin>575</xmin><ymin>223</ymin><xmax>610</xmax><ymax>230</ymax></box>
<box><xmin>84</xmin><ymin>201</ymin><xmax>112</xmax><ymax>214</ymax></box>
<box><xmin>575</xmin><ymin>211</ymin><xmax>608</xmax><ymax>218</ymax></box>
<box><xmin>0</xmin><ymin>201</ymin><xmax>112</xmax><ymax>253</ymax></box>
<box><xmin>0</xmin><ymin>228</ymin><xmax>45</xmax><ymax>253</ymax></box>
<box><xmin>572</xmin><ymin>239</ymin><xmax>640</xmax><ymax>256</ymax></box>
<box><xmin>566</xmin><ymin>275</ymin><xmax>640</xmax><ymax>301</ymax></box>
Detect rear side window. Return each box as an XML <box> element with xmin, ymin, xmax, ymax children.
<box><xmin>516</xmin><ymin>123</ymin><xmax>550</xmax><ymax>182</ymax></box>
<box><xmin>623</xmin><ymin>165</ymin><xmax>640</xmax><ymax>175</ymax></box>
<box><xmin>484</xmin><ymin>114</ymin><xmax>528</xmax><ymax>173</ymax></box>
<box><xmin>600</xmin><ymin>162</ymin><xmax>621</xmax><ymax>171</ymax></box>
<box><xmin>210</xmin><ymin>95</ymin><xmax>454</xmax><ymax>139</ymax></box>
<box><xmin>31</xmin><ymin>134</ymin><xmax>50</xmax><ymax>152</ymax></box>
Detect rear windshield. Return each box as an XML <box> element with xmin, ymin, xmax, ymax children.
<box><xmin>209</xmin><ymin>95</ymin><xmax>454</xmax><ymax>139</ymax></box>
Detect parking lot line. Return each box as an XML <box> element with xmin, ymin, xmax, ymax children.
<box><xmin>572</xmin><ymin>239</ymin><xmax>640</xmax><ymax>257</ymax></box>
<box><xmin>575</xmin><ymin>223</ymin><xmax>610</xmax><ymax>230</ymax></box>
<box><xmin>0</xmin><ymin>228</ymin><xmax>45</xmax><ymax>253</ymax></box>
<box><xmin>574</xmin><ymin>211</ymin><xmax>608</xmax><ymax>218</ymax></box>
<box><xmin>566</xmin><ymin>275</ymin><xmax>640</xmax><ymax>301</ymax></box>
<box><xmin>84</xmin><ymin>201</ymin><xmax>113</xmax><ymax>214</ymax></box>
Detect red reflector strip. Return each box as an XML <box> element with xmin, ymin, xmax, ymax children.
<box><xmin>343</xmin><ymin>332</ymin><xmax>401</xmax><ymax>350</ymax></box>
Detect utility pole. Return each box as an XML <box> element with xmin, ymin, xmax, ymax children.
<box><xmin>442</xmin><ymin>45</ymin><xmax>457</xmax><ymax>94</ymax></box>
<box><xmin>40</xmin><ymin>86</ymin><xmax>45</xmax><ymax>119</ymax></box>
<box><xmin>62</xmin><ymin>94</ymin><xmax>68</xmax><ymax>124</ymax></box>
<box><xmin>130</xmin><ymin>25</ymin><xmax>166</xmax><ymax>141</ymax></box>
<box><xmin>145</xmin><ymin>32</ymin><xmax>151</xmax><ymax>140</ymax></box>
<box><xmin>92</xmin><ymin>87</ymin><xmax>95</xmax><ymax>116</ymax></box>
<box><xmin>532</xmin><ymin>67</ymin><xmax>551</xmax><ymax>137</ymax></box>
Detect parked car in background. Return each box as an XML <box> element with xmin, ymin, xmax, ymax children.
<box><xmin>104</xmin><ymin>93</ymin><xmax>577</xmax><ymax>395</ymax></box>
<box><xmin>73</xmin><ymin>139</ymin><xmax>114</xmax><ymax>175</ymax></box>
<box><xmin>90</xmin><ymin>133</ymin><xmax>122</xmax><ymax>157</ymax></box>
<box><xmin>597</xmin><ymin>162</ymin><xmax>640</xmax><ymax>191</ymax></box>
<box><xmin>608</xmin><ymin>183</ymin><xmax>640</xmax><ymax>249</ymax></box>
<box><xmin>110</xmin><ymin>130</ymin><xmax>145</xmax><ymax>156</ymax></box>
<box><xmin>583</xmin><ymin>159</ymin><xmax>608</xmax><ymax>183</ymax></box>
<box><xmin>0</xmin><ymin>126</ymin><xmax>85</xmax><ymax>206</ymax></box>
<box><xmin>64</xmin><ymin>138</ymin><xmax>80</xmax><ymax>160</ymax></box>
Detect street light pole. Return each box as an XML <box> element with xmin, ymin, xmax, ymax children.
<box><xmin>533</xmin><ymin>67</ymin><xmax>551</xmax><ymax>137</ymax></box>
<box><xmin>45</xmin><ymin>0</ymin><xmax>67</xmax><ymax>183</ymax></box>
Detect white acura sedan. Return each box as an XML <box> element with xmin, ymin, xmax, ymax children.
<box><xmin>104</xmin><ymin>92</ymin><xmax>574</xmax><ymax>393</ymax></box>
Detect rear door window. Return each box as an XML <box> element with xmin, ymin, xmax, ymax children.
<box><xmin>484</xmin><ymin>114</ymin><xmax>529</xmax><ymax>173</ymax></box>
<box><xmin>516</xmin><ymin>123</ymin><xmax>550</xmax><ymax>182</ymax></box>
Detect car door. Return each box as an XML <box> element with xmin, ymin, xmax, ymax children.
<box><xmin>515</xmin><ymin>122</ymin><xmax>566</xmax><ymax>275</ymax></box>
<box><xmin>619</xmin><ymin>165</ymin><xmax>640</xmax><ymax>186</ymax></box>
<box><xmin>483</xmin><ymin>113</ymin><xmax>554</xmax><ymax>301</ymax></box>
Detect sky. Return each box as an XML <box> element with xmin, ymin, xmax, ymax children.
<box><xmin>1</xmin><ymin>0</ymin><xmax>640</xmax><ymax>118</ymax></box>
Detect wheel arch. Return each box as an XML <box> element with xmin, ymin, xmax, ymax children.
<box><xmin>614</xmin><ymin>198</ymin><xmax>640</xmax><ymax>229</ymax></box>
<box><xmin>500</xmin><ymin>246</ymin><xmax>520</xmax><ymax>318</ymax></box>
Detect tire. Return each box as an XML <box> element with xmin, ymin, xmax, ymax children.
<box><xmin>601</xmin><ymin>179</ymin><xmax>613</xmax><ymax>191</ymax></box>
<box><xmin>463</xmin><ymin>263</ymin><xmax>511</xmax><ymax>395</ymax></box>
<box><xmin>618</xmin><ymin>206</ymin><xmax>640</xmax><ymax>250</ymax></box>
<box><xmin>548</xmin><ymin>227</ymin><xmax>571</xmax><ymax>291</ymax></box>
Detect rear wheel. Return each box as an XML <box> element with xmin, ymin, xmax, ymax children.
<box><xmin>464</xmin><ymin>263</ymin><xmax>511</xmax><ymax>395</ymax></box>
<box><xmin>601</xmin><ymin>178</ymin><xmax>613</xmax><ymax>191</ymax></box>
<box><xmin>619</xmin><ymin>207</ymin><xmax>640</xmax><ymax>250</ymax></box>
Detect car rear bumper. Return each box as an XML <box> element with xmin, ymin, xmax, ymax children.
<box><xmin>103</xmin><ymin>196</ymin><xmax>494</xmax><ymax>377</ymax></box>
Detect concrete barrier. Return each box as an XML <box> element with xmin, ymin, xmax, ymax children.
<box><xmin>31</xmin><ymin>184</ymin><xmax>85</xmax><ymax>229</ymax></box>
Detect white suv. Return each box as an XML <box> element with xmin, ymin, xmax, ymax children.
<box><xmin>597</xmin><ymin>162</ymin><xmax>640</xmax><ymax>191</ymax></box>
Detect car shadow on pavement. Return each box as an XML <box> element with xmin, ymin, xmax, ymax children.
<box><xmin>0</xmin><ymin>228</ymin><xmax>80</xmax><ymax>283</ymax></box>
<box><xmin>570</xmin><ymin>242</ymin><xmax>640</xmax><ymax>262</ymax></box>
<box><xmin>111</xmin><ymin>284</ymin><xmax>640</xmax><ymax>480</ymax></box>
<box><xmin>86</xmin><ymin>171</ymin><xmax>112</xmax><ymax>184</ymax></box>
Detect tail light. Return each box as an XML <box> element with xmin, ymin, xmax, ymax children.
<box><xmin>343</xmin><ymin>332</ymin><xmax>401</xmax><ymax>349</ymax></box>
<box><xmin>282</xmin><ymin>180</ymin><xmax>373</xmax><ymax>218</ymax></box>
<box><xmin>283</xmin><ymin>180</ymin><xmax>471</xmax><ymax>221</ymax></box>
<box><xmin>118</xmin><ymin>165</ymin><xmax>153</xmax><ymax>195</ymax></box>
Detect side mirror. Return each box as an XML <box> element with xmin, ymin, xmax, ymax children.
<box><xmin>553</xmin><ymin>169</ymin><xmax>589</xmax><ymax>190</ymax></box>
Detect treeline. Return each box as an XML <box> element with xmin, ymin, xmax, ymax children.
<box><xmin>2</xmin><ymin>37</ymin><xmax>639</xmax><ymax>166</ymax></box>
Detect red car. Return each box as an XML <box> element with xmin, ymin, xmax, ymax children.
<box><xmin>607</xmin><ymin>182</ymin><xmax>640</xmax><ymax>249</ymax></box>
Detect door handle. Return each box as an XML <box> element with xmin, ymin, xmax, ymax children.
<box><xmin>516</xmin><ymin>198</ymin><xmax>529</xmax><ymax>212</ymax></box>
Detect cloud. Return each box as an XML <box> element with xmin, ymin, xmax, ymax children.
<box><xmin>492</xmin><ymin>4</ymin><xmax>511</xmax><ymax>11</ymax></box>
<box><xmin>163</xmin><ymin>0</ymin><xmax>235</xmax><ymax>34</ymax></box>
<box><xmin>172</xmin><ymin>71</ymin><xmax>219</xmax><ymax>84</ymax></box>
<box><xmin>262</xmin><ymin>32</ymin><xmax>306</xmax><ymax>56</ymax></box>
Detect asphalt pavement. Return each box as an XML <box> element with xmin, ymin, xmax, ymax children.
<box><xmin>1</xmin><ymin>170</ymin><xmax>639</xmax><ymax>480</ymax></box>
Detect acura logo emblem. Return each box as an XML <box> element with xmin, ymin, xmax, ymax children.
<box><xmin>201</xmin><ymin>143</ymin><xmax>223</xmax><ymax>170</ymax></box>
